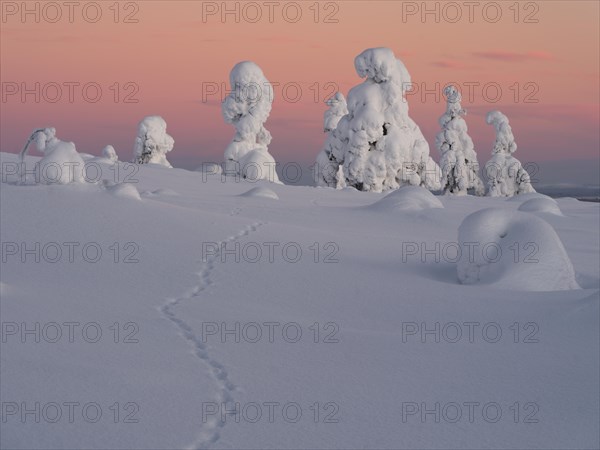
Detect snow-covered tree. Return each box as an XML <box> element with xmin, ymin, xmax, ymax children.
<box><xmin>484</xmin><ymin>111</ymin><xmax>535</xmax><ymax>197</ymax></box>
<box><xmin>102</xmin><ymin>145</ymin><xmax>118</xmax><ymax>163</ymax></box>
<box><xmin>222</xmin><ymin>61</ymin><xmax>280</xmax><ymax>183</ymax></box>
<box><xmin>315</xmin><ymin>92</ymin><xmax>348</xmax><ymax>188</ymax></box>
<box><xmin>19</xmin><ymin>127</ymin><xmax>86</xmax><ymax>184</ymax></box>
<box><xmin>321</xmin><ymin>47</ymin><xmax>441</xmax><ymax>192</ymax></box>
<box><xmin>436</xmin><ymin>85</ymin><xmax>484</xmax><ymax>196</ymax></box>
<box><xmin>133</xmin><ymin>116</ymin><xmax>174</xmax><ymax>167</ymax></box>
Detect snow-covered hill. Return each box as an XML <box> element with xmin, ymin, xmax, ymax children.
<box><xmin>1</xmin><ymin>152</ymin><xmax>598</xmax><ymax>449</ymax></box>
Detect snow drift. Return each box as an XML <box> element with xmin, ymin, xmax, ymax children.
<box><xmin>195</xmin><ymin>162</ymin><xmax>223</xmax><ymax>175</ymax></box>
<box><xmin>240</xmin><ymin>186</ymin><xmax>279</xmax><ymax>200</ymax></box>
<box><xmin>104</xmin><ymin>181</ymin><xmax>142</xmax><ymax>200</ymax></box>
<box><xmin>457</xmin><ymin>208</ymin><xmax>579</xmax><ymax>291</ymax></box>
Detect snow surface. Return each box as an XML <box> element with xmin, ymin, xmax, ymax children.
<box><xmin>1</xmin><ymin>151</ymin><xmax>598</xmax><ymax>449</ymax></box>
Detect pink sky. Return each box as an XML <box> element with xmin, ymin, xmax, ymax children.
<box><xmin>1</xmin><ymin>1</ymin><xmax>598</xmax><ymax>177</ymax></box>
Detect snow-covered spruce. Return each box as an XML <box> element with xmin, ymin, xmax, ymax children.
<box><xmin>315</xmin><ymin>92</ymin><xmax>348</xmax><ymax>188</ymax></box>
<box><xmin>222</xmin><ymin>61</ymin><xmax>280</xmax><ymax>183</ymax></box>
<box><xmin>322</xmin><ymin>47</ymin><xmax>441</xmax><ymax>192</ymax></box>
<box><xmin>436</xmin><ymin>85</ymin><xmax>484</xmax><ymax>196</ymax></box>
<box><xmin>19</xmin><ymin>127</ymin><xmax>86</xmax><ymax>184</ymax></box>
<box><xmin>457</xmin><ymin>208</ymin><xmax>578</xmax><ymax>291</ymax></box>
<box><xmin>132</xmin><ymin>116</ymin><xmax>174</xmax><ymax>167</ymax></box>
<box><xmin>484</xmin><ymin>111</ymin><xmax>535</xmax><ymax>197</ymax></box>
<box><xmin>102</xmin><ymin>145</ymin><xmax>118</xmax><ymax>163</ymax></box>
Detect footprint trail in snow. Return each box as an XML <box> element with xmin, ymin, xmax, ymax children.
<box><xmin>159</xmin><ymin>221</ymin><xmax>265</xmax><ymax>449</ymax></box>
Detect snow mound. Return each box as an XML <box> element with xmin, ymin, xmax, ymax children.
<box><xmin>507</xmin><ymin>192</ymin><xmax>555</xmax><ymax>203</ymax></box>
<box><xmin>518</xmin><ymin>198</ymin><xmax>563</xmax><ymax>216</ymax></box>
<box><xmin>195</xmin><ymin>163</ymin><xmax>222</xmax><ymax>175</ymax></box>
<box><xmin>457</xmin><ymin>208</ymin><xmax>579</xmax><ymax>291</ymax></box>
<box><xmin>106</xmin><ymin>183</ymin><xmax>142</xmax><ymax>201</ymax></box>
<box><xmin>368</xmin><ymin>186</ymin><xmax>444</xmax><ymax>212</ymax></box>
<box><xmin>240</xmin><ymin>186</ymin><xmax>279</xmax><ymax>200</ymax></box>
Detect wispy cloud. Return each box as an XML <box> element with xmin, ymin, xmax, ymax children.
<box><xmin>431</xmin><ymin>60</ymin><xmax>475</xmax><ymax>70</ymax></box>
<box><xmin>472</xmin><ymin>51</ymin><xmax>554</xmax><ymax>62</ymax></box>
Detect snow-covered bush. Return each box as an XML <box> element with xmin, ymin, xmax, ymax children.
<box><xmin>436</xmin><ymin>85</ymin><xmax>484</xmax><ymax>196</ymax></box>
<box><xmin>222</xmin><ymin>61</ymin><xmax>280</xmax><ymax>183</ymax></box>
<box><xmin>102</xmin><ymin>145</ymin><xmax>118</xmax><ymax>163</ymax></box>
<box><xmin>19</xmin><ymin>127</ymin><xmax>86</xmax><ymax>184</ymax></box>
<box><xmin>133</xmin><ymin>116</ymin><xmax>174</xmax><ymax>167</ymax></box>
<box><xmin>319</xmin><ymin>48</ymin><xmax>441</xmax><ymax>192</ymax></box>
<box><xmin>315</xmin><ymin>92</ymin><xmax>348</xmax><ymax>188</ymax></box>
<box><xmin>484</xmin><ymin>111</ymin><xmax>535</xmax><ymax>197</ymax></box>
<box><xmin>457</xmin><ymin>208</ymin><xmax>578</xmax><ymax>291</ymax></box>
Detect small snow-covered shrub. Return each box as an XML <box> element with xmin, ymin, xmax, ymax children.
<box><xmin>133</xmin><ymin>116</ymin><xmax>174</xmax><ymax>167</ymax></box>
<box><xmin>315</xmin><ymin>92</ymin><xmax>348</xmax><ymax>188</ymax></box>
<box><xmin>436</xmin><ymin>85</ymin><xmax>484</xmax><ymax>196</ymax></box>
<box><xmin>484</xmin><ymin>111</ymin><xmax>535</xmax><ymax>197</ymax></box>
<box><xmin>222</xmin><ymin>61</ymin><xmax>280</xmax><ymax>183</ymax></box>
<box><xmin>321</xmin><ymin>48</ymin><xmax>441</xmax><ymax>193</ymax></box>
<box><xmin>457</xmin><ymin>208</ymin><xmax>578</xmax><ymax>291</ymax></box>
<box><xmin>19</xmin><ymin>127</ymin><xmax>86</xmax><ymax>184</ymax></box>
<box><xmin>102</xmin><ymin>145</ymin><xmax>118</xmax><ymax>163</ymax></box>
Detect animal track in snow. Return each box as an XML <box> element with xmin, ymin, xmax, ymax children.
<box><xmin>159</xmin><ymin>221</ymin><xmax>265</xmax><ymax>449</ymax></box>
